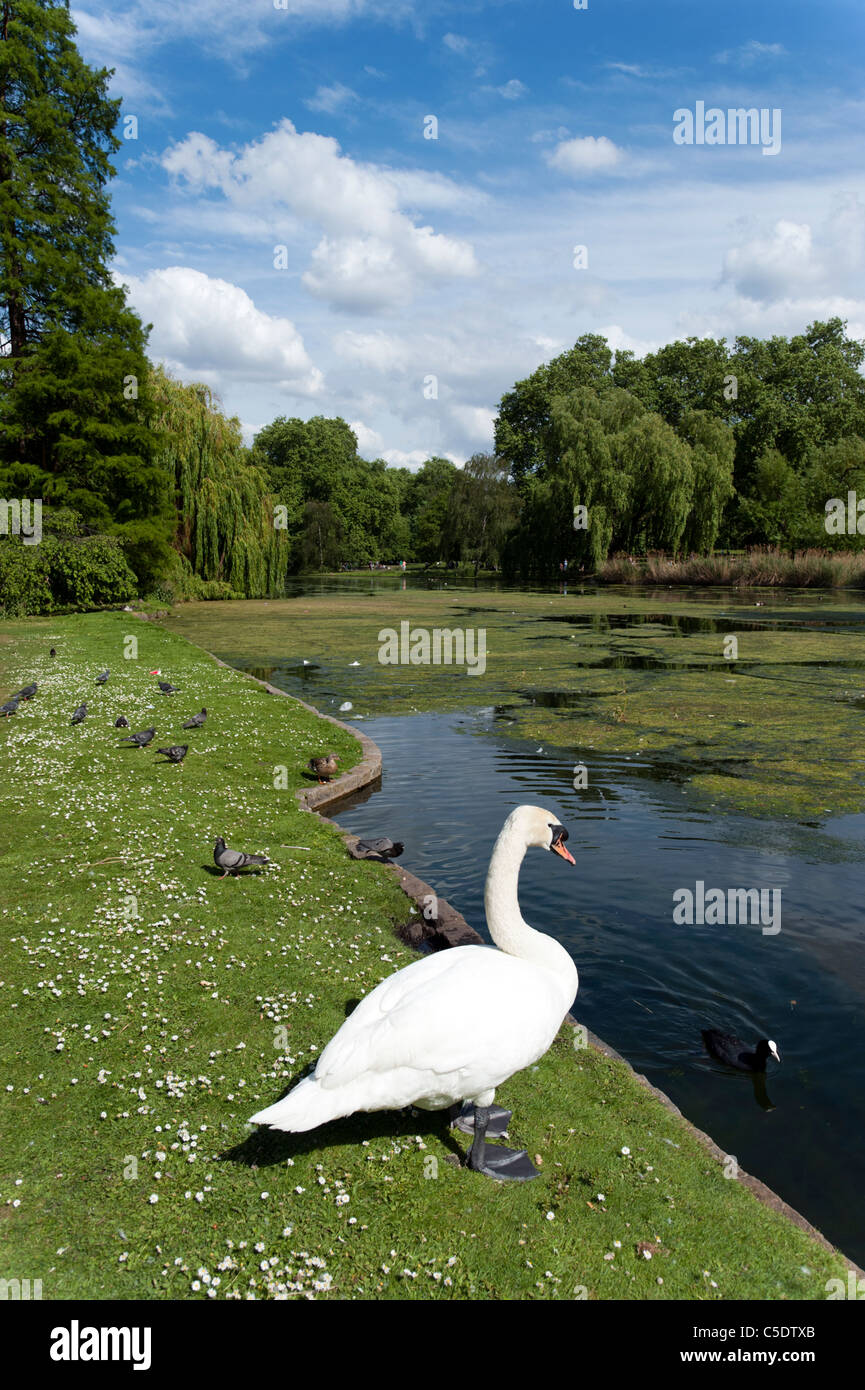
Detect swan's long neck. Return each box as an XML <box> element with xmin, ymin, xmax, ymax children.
<box><xmin>484</xmin><ymin>823</ymin><xmax>577</xmax><ymax>988</ymax></box>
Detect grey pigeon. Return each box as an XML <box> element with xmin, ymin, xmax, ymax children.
<box><xmin>15</xmin><ymin>682</ymin><xmax>37</xmax><ymax>700</ymax></box>
<box><xmin>49</xmin><ymin>648</ymin><xmax>57</xmax><ymax>658</ymax></box>
<box><xmin>71</xmin><ymin>703</ymin><xmax>87</xmax><ymax>725</ymax></box>
<box><xmin>182</xmin><ymin>708</ymin><xmax>207</xmax><ymax>729</ymax></box>
<box><xmin>120</xmin><ymin>727</ymin><xmax>156</xmax><ymax>748</ymax></box>
<box><xmin>214</xmin><ymin>837</ymin><xmax>268</xmax><ymax>879</ymax></box>
<box><xmin>95</xmin><ymin>670</ymin><xmax>110</xmax><ymax>685</ymax></box>
<box><xmin>158</xmin><ymin>681</ymin><xmax>179</xmax><ymax>695</ymax></box>
<box><xmin>348</xmin><ymin>837</ymin><xmax>404</xmax><ymax>862</ymax></box>
<box><xmin>157</xmin><ymin>744</ymin><xmax>188</xmax><ymax>764</ymax></box>
<box><xmin>0</xmin><ymin>696</ymin><xmax>20</xmax><ymax>717</ymax></box>
<box><xmin>115</xmin><ymin>716</ymin><xmax>129</xmax><ymax>729</ymax></box>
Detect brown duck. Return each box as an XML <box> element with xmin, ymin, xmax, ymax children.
<box><xmin>308</xmin><ymin>752</ymin><xmax>339</xmax><ymax>783</ymax></box>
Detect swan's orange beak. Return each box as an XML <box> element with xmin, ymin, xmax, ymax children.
<box><xmin>551</xmin><ymin>839</ymin><xmax>575</xmax><ymax>864</ymax></box>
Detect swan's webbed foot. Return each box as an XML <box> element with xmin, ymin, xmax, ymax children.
<box><xmin>468</xmin><ymin>1143</ymin><xmax>539</xmax><ymax>1181</ymax></box>
<box><xmin>449</xmin><ymin>1101</ymin><xmax>512</xmax><ymax>1137</ymax></box>
<box><xmin>465</xmin><ymin>1105</ymin><xmax>538</xmax><ymax>1182</ymax></box>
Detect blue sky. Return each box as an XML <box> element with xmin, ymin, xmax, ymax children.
<box><xmin>71</xmin><ymin>0</ymin><xmax>865</xmax><ymax>465</ymax></box>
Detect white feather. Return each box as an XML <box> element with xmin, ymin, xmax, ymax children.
<box><xmin>249</xmin><ymin>805</ymin><xmax>578</xmax><ymax>1132</ymax></box>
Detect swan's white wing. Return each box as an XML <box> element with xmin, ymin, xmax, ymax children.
<box><xmin>315</xmin><ymin>946</ymin><xmax>563</xmax><ymax>1095</ymax></box>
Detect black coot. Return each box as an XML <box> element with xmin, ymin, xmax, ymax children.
<box><xmin>702</xmin><ymin>1029</ymin><xmax>780</xmax><ymax>1072</ymax></box>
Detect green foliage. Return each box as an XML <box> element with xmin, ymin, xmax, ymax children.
<box><xmin>494</xmin><ymin>319</ymin><xmax>865</xmax><ymax>571</ymax></box>
<box><xmin>0</xmin><ymin>529</ymin><xmax>137</xmax><ymax>616</ymax></box>
<box><xmin>251</xmin><ymin>416</ymin><xmax>413</xmax><ymax>568</ymax></box>
<box><xmin>150</xmin><ymin>367</ymin><xmax>288</xmax><ymax>598</ymax></box>
<box><xmin>0</xmin><ymin>0</ymin><xmax>172</xmax><ymax>592</ymax></box>
<box><xmin>442</xmin><ymin>453</ymin><xmax>520</xmax><ymax>572</ymax></box>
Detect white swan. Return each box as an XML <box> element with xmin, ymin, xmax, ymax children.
<box><xmin>249</xmin><ymin>805</ymin><xmax>578</xmax><ymax>1180</ymax></box>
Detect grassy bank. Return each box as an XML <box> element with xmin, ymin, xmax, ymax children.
<box><xmin>0</xmin><ymin>613</ymin><xmax>852</xmax><ymax>1299</ymax></box>
<box><xmin>164</xmin><ymin>587</ymin><xmax>865</xmax><ymax>819</ymax></box>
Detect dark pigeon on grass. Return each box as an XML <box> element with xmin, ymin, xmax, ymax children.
<box><xmin>348</xmin><ymin>836</ymin><xmax>405</xmax><ymax>862</ymax></box>
<box><xmin>157</xmin><ymin>680</ymin><xmax>179</xmax><ymax>695</ymax></box>
<box><xmin>95</xmin><ymin>670</ymin><xmax>110</xmax><ymax>685</ymax></box>
<box><xmin>214</xmin><ymin>837</ymin><xmax>269</xmax><ymax>879</ymax></box>
<box><xmin>49</xmin><ymin>648</ymin><xmax>57</xmax><ymax>658</ymax></box>
<box><xmin>15</xmin><ymin>682</ymin><xmax>37</xmax><ymax>700</ymax></box>
<box><xmin>182</xmin><ymin>708</ymin><xmax>207</xmax><ymax>729</ymax></box>
<box><xmin>157</xmin><ymin>744</ymin><xmax>188</xmax><ymax>764</ymax></box>
<box><xmin>0</xmin><ymin>696</ymin><xmax>20</xmax><ymax>717</ymax></box>
<box><xmin>115</xmin><ymin>716</ymin><xmax>129</xmax><ymax>729</ymax></box>
<box><xmin>71</xmin><ymin>703</ymin><xmax>87</xmax><ymax>725</ymax></box>
<box><xmin>120</xmin><ymin>726</ymin><xmax>156</xmax><ymax>748</ymax></box>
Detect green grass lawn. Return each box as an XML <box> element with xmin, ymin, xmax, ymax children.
<box><xmin>0</xmin><ymin>611</ymin><xmax>853</xmax><ymax>1299</ymax></box>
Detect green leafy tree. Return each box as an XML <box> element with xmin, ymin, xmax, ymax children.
<box><xmin>442</xmin><ymin>453</ymin><xmax>519</xmax><ymax>573</ymax></box>
<box><xmin>150</xmin><ymin>367</ymin><xmax>288</xmax><ymax>598</ymax></box>
<box><xmin>0</xmin><ymin>0</ymin><xmax>171</xmax><ymax>590</ymax></box>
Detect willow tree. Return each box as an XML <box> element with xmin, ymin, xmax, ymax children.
<box><xmin>149</xmin><ymin>366</ymin><xmax>288</xmax><ymax>597</ymax></box>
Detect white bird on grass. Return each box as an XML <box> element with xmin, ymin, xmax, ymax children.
<box><xmin>249</xmin><ymin>805</ymin><xmax>578</xmax><ymax>1180</ymax></box>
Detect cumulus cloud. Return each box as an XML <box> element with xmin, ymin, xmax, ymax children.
<box><xmin>721</xmin><ymin>221</ymin><xmax>818</xmax><ymax>302</ymax></box>
<box><xmin>545</xmin><ymin>135</ymin><xmax>623</xmax><ymax>175</ymax></box>
<box><xmin>160</xmin><ymin>122</ymin><xmax>479</xmax><ymax>311</ymax></box>
<box><xmin>721</xmin><ymin>204</ymin><xmax>865</xmax><ymax>303</ymax></box>
<box><xmin>119</xmin><ymin>266</ymin><xmax>323</xmax><ymax>394</ymax></box>
<box><xmin>350</xmin><ymin>420</ymin><xmax>385</xmax><ymax>457</ymax></box>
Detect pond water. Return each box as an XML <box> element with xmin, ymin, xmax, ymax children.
<box><xmin>330</xmin><ymin>711</ymin><xmax>865</xmax><ymax>1268</ymax></box>
<box><xmin>194</xmin><ymin>582</ymin><xmax>865</xmax><ymax>1267</ymax></box>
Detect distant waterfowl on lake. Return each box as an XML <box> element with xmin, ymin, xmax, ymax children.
<box><xmin>308</xmin><ymin>752</ymin><xmax>339</xmax><ymax>783</ymax></box>
<box><xmin>702</xmin><ymin>1029</ymin><xmax>781</xmax><ymax>1072</ymax></box>
<box><xmin>250</xmin><ymin>805</ymin><xmax>578</xmax><ymax>1182</ymax></box>
<box><xmin>214</xmin><ymin>837</ymin><xmax>268</xmax><ymax>878</ymax></box>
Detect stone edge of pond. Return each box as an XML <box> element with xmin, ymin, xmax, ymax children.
<box><xmin>180</xmin><ymin>630</ymin><xmax>864</xmax><ymax>1282</ymax></box>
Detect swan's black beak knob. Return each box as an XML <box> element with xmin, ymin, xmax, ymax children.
<box><xmin>550</xmin><ymin>824</ymin><xmax>575</xmax><ymax>864</ymax></box>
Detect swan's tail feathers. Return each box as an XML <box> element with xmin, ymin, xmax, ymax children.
<box><xmin>249</xmin><ymin>1076</ymin><xmax>347</xmax><ymax>1133</ymax></box>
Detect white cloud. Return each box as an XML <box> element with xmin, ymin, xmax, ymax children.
<box><xmin>714</xmin><ymin>40</ymin><xmax>787</xmax><ymax>67</ymax></box>
<box><xmin>350</xmin><ymin>420</ymin><xmax>384</xmax><ymax>456</ymax></box>
<box><xmin>73</xmin><ymin>1</ymin><xmax>414</xmax><ymax>63</ymax></box>
<box><xmin>382</xmin><ymin>448</ymin><xmax>464</xmax><ymax>470</ymax></box>
<box><xmin>305</xmin><ymin>83</ymin><xmax>358</xmax><ymax>114</ymax></box>
<box><xmin>333</xmin><ymin>330</ymin><xmax>409</xmax><ymax>372</ymax></box>
<box><xmin>491</xmin><ymin>79</ymin><xmax>527</xmax><ymax>100</ymax></box>
<box><xmin>448</xmin><ymin>403</ymin><xmax>496</xmax><ymax>445</ymax></box>
<box><xmin>721</xmin><ymin>203</ymin><xmax>865</xmax><ymax>303</ymax></box>
<box><xmin>119</xmin><ymin>266</ymin><xmax>323</xmax><ymax>394</ymax></box>
<box><xmin>545</xmin><ymin>135</ymin><xmax>623</xmax><ymax>175</ymax></box>
<box><xmin>598</xmin><ymin>324</ymin><xmax>659</xmax><ymax>358</ymax></box>
<box><xmin>721</xmin><ymin>220</ymin><xmax>817</xmax><ymax>302</ymax></box>
<box><xmin>160</xmin><ymin>122</ymin><xmax>479</xmax><ymax>311</ymax></box>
